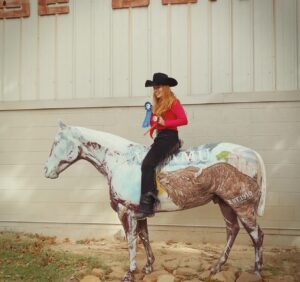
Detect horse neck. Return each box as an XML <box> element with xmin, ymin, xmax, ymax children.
<box><xmin>74</xmin><ymin>127</ymin><xmax>135</xmax><ymax>175</ymax></box>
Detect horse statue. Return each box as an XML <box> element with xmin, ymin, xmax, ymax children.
<box><xmin>44</xmin><ymin>122</ymin><xmax>266</xmax><ymax>281</ymax></box>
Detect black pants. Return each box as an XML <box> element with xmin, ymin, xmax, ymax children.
<box><xmin>141</xmin><ymin>129</ymin><xmax>180</xmax><ymax>196</ymax></box>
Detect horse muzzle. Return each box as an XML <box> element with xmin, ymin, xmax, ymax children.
<box><xmin>44</xmin><ymin>166</ymin><xmax>59</xmax><ymax>179</ymax></box>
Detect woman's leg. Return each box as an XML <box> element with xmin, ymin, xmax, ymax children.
<box><xmin>135</xmin><ymin>131</ymin><xmax>179</xmax><ymax>219</ymax></box>
<box><xmin>141</xmin><ymin>147</ymin><xmax>160</xmax><ymax>195</ymax></box>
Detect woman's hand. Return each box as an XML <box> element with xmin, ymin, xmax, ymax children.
<box><xmin>158</xmin><ymin>116</ymin><xmax>165</xmax><ymax>126</ymax></box>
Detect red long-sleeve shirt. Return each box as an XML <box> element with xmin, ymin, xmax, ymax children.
<box><xmin>150</xmin><ymin>100</ymin><xmax>188</xmax><ymax>131</ymax></box>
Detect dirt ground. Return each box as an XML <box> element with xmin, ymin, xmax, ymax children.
<box><xmin>50</xmin><ymin>236</ymin><xmax>300</xmax><ymax>282</ymax></box>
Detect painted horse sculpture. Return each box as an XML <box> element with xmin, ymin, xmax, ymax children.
<box><xmin>44</xmin><ymin>122</ymin><xmax>266</xmax><ymax>281</ymax></box>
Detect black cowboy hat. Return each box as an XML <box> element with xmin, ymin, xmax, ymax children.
<box><xmin>145</xmin><ymin>72</ymin><xmax>178</xmax><ymax>87</ymax></box>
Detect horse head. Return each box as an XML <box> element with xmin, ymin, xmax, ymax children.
<box><xmin>44</xmin><ymin>122</ymin><xmax>82</xmax><ymax>179</ymax></box>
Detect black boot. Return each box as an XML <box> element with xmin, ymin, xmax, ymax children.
<box><xmin>134</xmin><ymin>192</ymin><xmax>157</xmax><ymax>220</ymax></box>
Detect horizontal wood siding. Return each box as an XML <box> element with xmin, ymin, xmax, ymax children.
<box><xmin>1</xmin><ymin>0</ymin><xmax>300</xmax><ymax>101</ymax></box>
<box><xmin>0</xmin><ymin>0</ymin><xmax>300</xmax><ymax>244</ymax></box>
<box><xmin>0</xmin><ymin>103</ymin><xmax>299</xmax><ymax>241</ymax></box>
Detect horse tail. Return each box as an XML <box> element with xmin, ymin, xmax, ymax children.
<box><xmin>255</xmin><ymin>151</ymin><xmax>267</xmax><ymax>216</ymax></box>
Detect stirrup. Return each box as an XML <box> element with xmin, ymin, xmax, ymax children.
<box><xmin>134</xmin><ymin>192</ymin><xmax>158</xmax><ymax>220</ymax></box>
<box><xmin>134</xmin><ymin>211</ymin><xmax>155</xmax><ymax>220</ymax></box>
<box><xmin>145</xmin><ymin>192</ymin><xmax>160</xmax><ymax>206</ymax></box>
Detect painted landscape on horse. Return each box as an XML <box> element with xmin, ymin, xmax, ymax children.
<box><xmin>44</xmin><ymin>123</ymin><xmax>266</xmax><ymax>281</ymax></box>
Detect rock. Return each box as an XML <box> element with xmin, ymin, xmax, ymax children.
<box><xmin>201</xmin><ymin>261</ymin><xmax>212</xmax><ymax>270</ymax></box>
<box><xmin>179</xmin><ymin>258</ymin><xmax>201</xmax><ymax>271</ymax></box>
<box><xmin>157</xmin><ymin>274</ymin><xmax>175</xmax><ymax>282</ymax></box>
<box><xmin>199</xmin><ymin>270</ymin><xmax>211</xmax><ymax>280</ymax></box>
<box><xmin>224</xmin><ymin>266</ymin><xmax>240</xmax><ymax>274</ymax></box>
<box><xmin>91</xmin><ymin>268</ymin><xmax>105</xmax><ymax>279</ymax></box>
<box><xmin>236</xmin><ymin>272</ymin><xmax>262</xmax><ymax>282</ymax></box>
<box><xmin>173</xmin><ymin>267</ymin><xmax>199</xmax><ymax>280</ymax></box>
<box><xmin>143</xmin><ymin>270</ymin><xmax>171</xmax><ymax>282</ymax></box>
<box><xmin>211</xmin><ymin>270</ymin><xmax>236</xmax><ymax>282</ymax></box>
<box><xmin>166</xmin><ymin>240</ymin><xmax>178</xmax><ymax>245</ymax></box>
<box><xmin>75</xmin><ymin>270</ymin><xmax>87</xmax><ymax>280</ymax></box>
<box><xmin>107</xmin><ymin>266</ymin><xmax>124</xmax><ymax>280</ymax></box>
<box><xmin>265</xmin><ymin>278</ymin><xmax>295</xmax><ymax>282</ymax></box>
<box><xmin>162</xmin><ymin>258</ymin><xmax>180</xmax><ymax>272</ymax></box>
<box><xmin>80</xmin><ymin>275</ymin><xmax>101</xmax><ymax>282</ymax></box>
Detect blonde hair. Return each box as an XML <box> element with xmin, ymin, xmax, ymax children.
<box><xmin>153</xmin><ymin>85</ymin><xmax>177</xmax><ymax>116</ymax></box>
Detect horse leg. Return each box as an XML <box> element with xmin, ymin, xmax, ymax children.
<box><xmin>211</xmin><ymin>200</ymin><xmax>240</xmax><ymax>274</ymax></box>
<box><xmin>137</xmin><ymin>219</ymin><xmax>155</xmax><ymax>274</ymax></box>
<box><xmin>239</xmin><ymin>216</ymin><xmax>264</xmax><ymax>275</ymax></box>
<box><xmin>118</xmin><ymin>208</ymin><xmax>138</xmax><ymax>282</ymax></box>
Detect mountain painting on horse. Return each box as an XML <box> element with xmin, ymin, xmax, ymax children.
<box><xmin>44</xmin><ymin>122</ymin><xmax>266</xmax><ymax>281</ymax></box>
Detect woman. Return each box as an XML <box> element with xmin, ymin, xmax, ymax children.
<box><xmin>135</xmin><ymin>72</ymin><xmax>188</xmax><ymax>220</ymax></box>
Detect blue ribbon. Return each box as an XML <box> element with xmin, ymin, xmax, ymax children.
<box><xmin>142</xmin><ymin>101</ymin><xmax>152</xmax><ymax>128</ymax></box>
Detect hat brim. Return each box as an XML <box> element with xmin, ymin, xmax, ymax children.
<box><xmin>145</xmin><ymin>80</ymin><xmax>154</xmax><ymax>87</ymax></box>
<box><xmin>145</xmin><ymin>78</ymin><xmax>178</xmax><ymax>87</ymax></box>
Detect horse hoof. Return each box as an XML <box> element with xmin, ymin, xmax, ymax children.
<box><xmin>122</xmin><ymin>271</ymin><xmax>134</xmax><ymax>282</ymax></box>
<box><xmin>142</xmin><ymin>264</ymin><xmax>153</xmax><ymax>274</ymax></box>
<box><xmin>210</xmin><ymin>265</ymin><xmax>221</xmax><ymax>275</ymax></box>
<box><xmin>254</xmin><ymin>270</ymin><xmax>262</xmax><ymax>277</ymax></box>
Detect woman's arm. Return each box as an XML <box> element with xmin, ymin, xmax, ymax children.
<box><xmin>164</xmin><ymin>100</ymin><xmax>188</xmax><ymax>127</ymax></box>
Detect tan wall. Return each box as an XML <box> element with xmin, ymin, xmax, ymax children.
<box><xmin>1</xmin><ymin>0</ymin><xmax>300</xmax><ymax>246</ymax></box>
<box><xmin>0</xmin><ymin>98</ymin><xmax>299</xmax><ymax>246</ymax></box>
<box><xmin>1</xmin><ymin>0</ymin><xmax>300</xmax><ymax>101</ymax></box>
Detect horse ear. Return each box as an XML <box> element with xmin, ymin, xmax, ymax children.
<box><xmin>59</xmin><ymin>121</ymin><xmax>67</xmax><ymax>129</ymax></box>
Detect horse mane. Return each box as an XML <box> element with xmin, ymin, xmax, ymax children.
<box><xmin>69</xmin><ymin>126</ymin><xmax>140</xmax><ymax>154</ymax></box>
